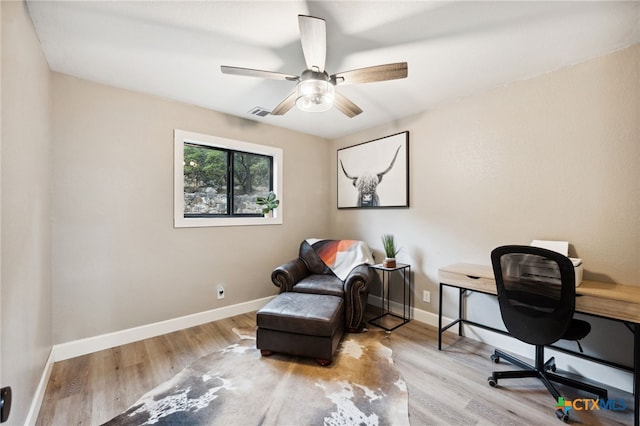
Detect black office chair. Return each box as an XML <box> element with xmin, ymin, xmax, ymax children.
<box><xmin>487</xmin><ymin>245</ymin><xmax>608</xmax><ymax>422</ymax></box>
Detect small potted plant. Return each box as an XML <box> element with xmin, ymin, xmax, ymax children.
<box><xmin>256</xmin><ymin>191</ymin><xmax>279</xmax><ymax>218</ymax></box>
<box><xmin>381</xmin><ymin>234</ymin><xmax>400</xmax><ymax>268</ymax></box>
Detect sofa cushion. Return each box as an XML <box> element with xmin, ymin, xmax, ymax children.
<box><xmin>257</xmin><ymin>293</ymin><xmax>343</xmax><ymax>337</ymax></box>
<box><xmin>293</xmin><ymin>274</ymin><xmax>344</xmax><ymax>297</ymax></box>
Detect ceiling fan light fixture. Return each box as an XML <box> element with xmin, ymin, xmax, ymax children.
<box><xmin>296</xmin><ymin>79</ymin><xmax>335</xmax><ymax>112</ymax></box>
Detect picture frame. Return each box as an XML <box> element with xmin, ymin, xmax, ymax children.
<box><xmin>337</xmin><ymin>131</ymin><xmax>409</xmax><ymax>209</ymax></box>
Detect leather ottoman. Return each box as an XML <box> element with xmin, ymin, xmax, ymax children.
<box><xmin>256</xmin><ymin>292</ymin><xmax>344</xmax><ymax>366</ymax></box>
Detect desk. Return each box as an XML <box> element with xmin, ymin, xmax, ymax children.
<box><xmin>438</xmin><ymin>263</ymin><xmax>640</xmax><ymax>425</ymax></box>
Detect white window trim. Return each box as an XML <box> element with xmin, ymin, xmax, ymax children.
<box><xmin>174</xmin><ymin>129</ymin><xmax>283</xmax><ymax>228</ymax></box>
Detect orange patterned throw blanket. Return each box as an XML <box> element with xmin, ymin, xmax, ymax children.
<box><xmin>306</xmin><ymin>239</ymin><xmax>375</xmax><ymax>280</ymax></box>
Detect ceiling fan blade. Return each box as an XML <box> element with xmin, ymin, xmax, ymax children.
<box><xmin>270</xmin><ymin>92</ymin><xmax>297</xmax><ymax>115</ymax></box>
<box><xmin>220</xmin><ymin>66</ymin><xmax>299</xmax><ymax>81</ymax></box>
<box><xmin>331</xmin><ymin>62</ymin><xmax>408</xmax><ymax>85</ymax></box>
<box><xmin>334</xmin><ymin>92</ymin><xmax>363</xmax><ymax>118</ymax></box>
<box><xmin>298</xmin><ymin>15</ymin><xmax>326</xmax><ymax>73</ymax></box>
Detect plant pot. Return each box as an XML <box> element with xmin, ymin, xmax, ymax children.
<box><xmin>383</xmin><ymin>258</ymin><xmax>396</xmax><ymax>268</ymax></box>
<box><xmin>264</xmin><ymin>210</ymin><xmax>273</xmax><ymax>218</ymax></box>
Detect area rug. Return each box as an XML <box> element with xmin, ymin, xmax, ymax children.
<box><xmin>102</xmin><ymin>327</ymin><xmax>409</xmax><ymax>426</ymax></box>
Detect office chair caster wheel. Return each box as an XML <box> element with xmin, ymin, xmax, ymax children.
<box><xmin>546</xmin><ymin>364</ymin><xmax>557</xmax><ymax>372</ymax></box>
<box><xmin>555</xmin><ymin>409</ymin><xmax>569</xmax><ymax>422</ymax></box>
<box><xmin>487</xmin><ymin>376</ymin><xmax>497</xmax><ymax>387</ymax></box>
<box><xmin>490</xmin><ymin>354</ymin><xmax>500</xmax><ymax>363</ymax></box>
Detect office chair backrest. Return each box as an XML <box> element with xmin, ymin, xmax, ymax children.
<box><xmin>491</xmin><ymin>245</ymin><xmax>577</xmax><ymax>346</ymax></box>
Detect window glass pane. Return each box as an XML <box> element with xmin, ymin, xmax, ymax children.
<box><xmin>183</xmin><ymin>144</ymin><xmax>228</xmax><ymax>215</ymax></box>
<box><xmin>233</xmin><ymin>152</ymin><xmax>272</xmax><ymax>214</ymax></box>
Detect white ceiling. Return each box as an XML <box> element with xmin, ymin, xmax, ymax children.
<box><xmin>27</xmin><ymin>1</ymin><xmax>640</xmax><ymax>139</ymax></box>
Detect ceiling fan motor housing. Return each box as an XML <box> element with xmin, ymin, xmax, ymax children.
<box><xmin>296</xmin><ymin>70</ymin><xmax>335</xmax><ymax>112</ymax></box>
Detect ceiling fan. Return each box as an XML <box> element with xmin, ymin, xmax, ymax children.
<box><xmin>220</xmin><ymin>15</ymin><xmax>408</xmax><ymax>118</ymax></box>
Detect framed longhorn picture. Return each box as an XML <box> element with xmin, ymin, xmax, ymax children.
<box><xmin>337</xmin><ymin>131</ymin><xmax>409</xmax><ymax>209</ymax></box>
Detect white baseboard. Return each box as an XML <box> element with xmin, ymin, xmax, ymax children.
<box><xmin>52</xmin><ymin>296</ymin><xmax>275</xmax><ymax>362</ymax></box>
<box><xmin>367</xmin><ymin>294</ymin><xmax>450</xmax><ymax>328</ymax></box>
<box><xmin>52</xmin><ymin>296</ymin><xmax>433</xmax><ymax>363</ymax></box>
<box><xmin>25</xmin><ymin>349</ymin><xmax>55</xmax><ymax>426</ymax></box>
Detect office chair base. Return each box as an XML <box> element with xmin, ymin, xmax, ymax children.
<box><xmin>555</xmin><ymin>409</ymin><xmax>569</xmax><ymax>423</ymax></box>
<box><xmin>489</xmin><ymin>348</ymin><xmax>608</xmax><ymax>420</ymax></box>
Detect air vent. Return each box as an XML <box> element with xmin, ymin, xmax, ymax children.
<box><xmin>248</xmin><ymin>107</ymin><xmax>270</xmax><ymax>117</ymax></box>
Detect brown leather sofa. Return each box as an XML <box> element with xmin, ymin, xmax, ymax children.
<box><xmin>271</xmin><ymin>240</ymin><xmax>375</xmax><ymax>332</ymax></box>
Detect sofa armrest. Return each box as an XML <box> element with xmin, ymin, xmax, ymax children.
<box><xmin>343</xmin><ymin>264</ymin><xmax>375</xmax><ymax>331</ymax></box>
<box><xmin>271</xmin><ymin>259</ymin><xmax>310</xmax><ymax>293</ymax></box>
<box><xmin>343</xmin><ymin>264</ymin><xmax>374</xmax><ymax>292</ymax></box>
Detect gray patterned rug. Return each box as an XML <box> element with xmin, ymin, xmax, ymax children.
<box><xmin>102</xmin><ymin>327</ymin><xmax>409</xmax><ymax>425</ymax></box>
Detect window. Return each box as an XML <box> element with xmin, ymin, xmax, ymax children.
<box><xmin>174</xmin><ymin>130</ymin><xmax>283</xmax><ymax>227</ymax></box>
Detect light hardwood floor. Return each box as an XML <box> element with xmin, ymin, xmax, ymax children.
<box><xmin>37</xmin><ymin>309</ymin><xmax>632</xmax><ymax>425</ymax></box>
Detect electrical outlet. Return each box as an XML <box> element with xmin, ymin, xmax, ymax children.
<box><xmin>423</xmin><ymin>290</ymin><xmax>431</xmax><ymax>303</ymax></box>
<box><xmin>217</xmin><ymin>284</ymin><xmax>225</xmax><ymax>299</ymax></box>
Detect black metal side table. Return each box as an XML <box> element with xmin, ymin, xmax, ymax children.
<box><xmin>368</xmin><ymin>263</ymin><xmax>412</xmax><ymax>331</ymax></box>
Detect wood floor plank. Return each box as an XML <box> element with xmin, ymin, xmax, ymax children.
<box><xmin>36</xmin><ymin>310</ymin><xmax>634</xmax><ymax>425</ymax></box>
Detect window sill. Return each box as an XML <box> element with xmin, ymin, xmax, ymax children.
<box><xmin>174</xmin><ymin>215</ymin><xmax>282</xmax><ymax>228</ymax></box>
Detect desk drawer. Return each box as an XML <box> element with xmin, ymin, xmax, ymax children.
<box><xmin>439</xmin><ymin>270</ymin><xmax>497</xmax><ymax>294</ymax></box>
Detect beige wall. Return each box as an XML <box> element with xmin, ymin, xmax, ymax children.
<box><xmin>1</xmin><ymin>1</ymin><xmax>53</xmax><ymax>424</ymax></box>
<box><xmin>331</xmin><ymin>44</ymin><xmax>639</xmax><ymax>369</ymax></box>
<box><xmin>52</xmin><ymin>74</ymin><xmax>331</xmax><ymax>343</ymax></box>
